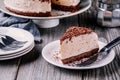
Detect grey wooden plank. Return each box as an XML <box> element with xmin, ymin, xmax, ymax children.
<box><xmin>92</xmin><ymin>28</ymin><xmax>120</xmax><ymax>80</ymax></box>
<box><xmin>16</xmin><ymin>16</ymin><xmax>83</xmax><ymax>80</ymax></box>
<box><xmin>104</xmin><ymin>28</ymin><xmax>120</xmax><ymax>80</ymax></box>
<box><xmin>93</xmin><ymin>23</ymin><xmax>120</xmax><ymax>80</ymax></box>
<box><xmin>16</xmin><ymin>6</ymin><xmax>120</xmax><ymax>80</ymax></box>
<box><xmin>78</xmin><ymin>6</ymin><xmax>120</xmax><ymax>80</ymax></box>
<box><xmin>0</xmin><ymin>59</ymin><xmax>20</xmax><ymax>80</ymax></box>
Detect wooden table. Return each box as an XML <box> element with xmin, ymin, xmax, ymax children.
<box><xmin>0</xmin><ymin>3</ymin><xmax>120</xmax><ymax>80</ymax></box>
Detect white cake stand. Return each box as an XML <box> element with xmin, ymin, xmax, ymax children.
<box><xmin>0</xmin><ymin>0</ymin><xmax>91</xmax><ymax>28</ymax></box>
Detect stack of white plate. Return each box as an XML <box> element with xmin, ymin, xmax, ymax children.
<box><xmin>0</xmin><ymin>27</ymin><xmax>34</xmax><ymax>60</ymax></box>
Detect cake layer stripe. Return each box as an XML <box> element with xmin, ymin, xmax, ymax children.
<box><xmin>6</xmin><ymin>7</ymin><xmax>51</xmax><ymax>17</ymax></box>
<box><xmin>62</xmin><ymin>48</ymin><xmax>99</xmax><ymax>64</ymax></box>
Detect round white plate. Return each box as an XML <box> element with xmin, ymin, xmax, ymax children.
<box><xmin>0</xmin><ymin>42</ymin><xmax>34</xmax><ymax>57</ymax></box>
<box><xmin>0</xmin><ymin>0</ymin><xmax>91</xmax><ymax>20</ymax></box>
<box><xmin>0</xmin><ymin>27</ymin><xmax>34</xmax><ymax>55</ymax></box>
<box><xmin>0</xmin><ymin>41</ymin><xmax>34</xmax><ymax>56</ymax></box>
<box><xmin>42</xmin><ymin>40</ymin><xmax>115</xmax><ymax>70</ymax></box>
<box><xmin>0</xmin><ymin>42</ymin><xmax>34</xmax><ymax>60</ymax></box>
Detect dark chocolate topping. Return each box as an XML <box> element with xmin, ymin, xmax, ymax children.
<box><xmin>60</xmin><ymin>26</ymin><xmax>93</xmax><ymax>44</ymax></box>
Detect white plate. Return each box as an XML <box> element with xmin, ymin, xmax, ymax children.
<box><xmin>42</xmin><ymin>40</ymin><xmax>115</xmax><ymax>70</ymax></box>
<box><xmin>0</xmin><ymin>0</ymin><xmax>91</xmax><ymax>20</ymax></box>
<box><xmin>0</xmin><ymin>42</ymin><xmax>34</xmax><ymax>56</ymax></box>
<box><xmin>0</xmin><ymin>42</ymin><xmax>34</xmax><ymax>57</ymax></box>
<box><xmin>0</xmin><ymin>42</ymin><xmax>34</xmax><ymax>60</ymax></box>
<box><xmin>0</xmin><ymin>27</ymin><xmax>34</xmax><ymax>55</ymax></box>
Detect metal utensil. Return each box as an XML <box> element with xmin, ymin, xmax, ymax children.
<box><xmin>77</xmin><ymin>36</ymin><xmax>120</xmax><ymax>66</ymax></box>
<box><xmin>0</xmin><ymin>35</ymin><xmax>27</xmax><ymax>51</ymax></box>
<box><xmin>4</xmin><ymin>35</ymin><xmax>27</xmax><ymax>45</ymax></box>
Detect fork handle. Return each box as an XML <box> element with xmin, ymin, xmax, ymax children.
<box><xmin>100</xmin><ymin>36</ymin><xmax>120</xmax><ymax>52</ymax></box>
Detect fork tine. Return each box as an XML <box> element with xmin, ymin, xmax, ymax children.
<box><xmin>5</xmin><ymin>35</ymin><xmax>16</xmax><ymax>42</ymax></box>
<box><xmin>2</xmin><ymin>37</ymin><xmax>12</xmax><ymax>45</ymax></box>
<box><xmin>0</xmin><ymin>42</ymin><xmax>21</xmax><ymax>51</ymax></box>
<box><xmin>6</xmin><ymin>35</ymin><xmax>28</xmax><ymax>44</ymax></box>
<box><xmin>2</xmin><ymin>37</ymin><xmax>25</xmax><ymax>48</ymax></box>
<box><xmin>0</xmin><ymin>42</ymin><xmax>5</xmax><ymax>48</ymax></box>
<box><xmin>0</xmin><ymin>35</ymin><xmax>27</xmax><ymax>51</ymax></box>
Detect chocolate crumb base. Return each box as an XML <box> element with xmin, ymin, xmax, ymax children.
<box><xmin>60</xmin><ymin>26</ymin><xmax>94</xmax><ymax>44</ymax></box>
<box><xmin>6</xmin><ymin>7</ymin><xmax>51</xmax><ymax>17</ymax></box>
<box><xmin>61</xmin><ymin>48</ymin><xmax>99</xmax><ymax>64</ymax></box>
<box><xmin>52</xmin><ymin>3</ymin><xmax>80</xmax><ymax>12</ymax></box>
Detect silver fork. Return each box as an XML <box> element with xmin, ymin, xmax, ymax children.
<box><xmin>0</xmin><ymin>34</ymin><xmax>27</xmax><ymax>51</ymax></box>
<box><xmin>76</xmin><ymin>36</ymin><xmax>120</xmax><ymax>67</ymax></box>
<box><xmin>0</xmin><ymin>42</ymin><xmax>22</xmax><ymax>51</ymax></box>
<box><xmin>2</xmin><ymin>36</ymin><xmax>27</xmax><ymax>45</ymax></box>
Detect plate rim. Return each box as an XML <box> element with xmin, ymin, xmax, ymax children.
<box><xmin>0</xmin><ymin>42</ymin><xmax>34</xmax><ymax>60</ymax></box>
<box><xmin>0</xmin><ymin>42</ymin><xmax>34</xmax><ymax>57</ymax></box>
<box><xmin>0</xmin><ymin>0</ymin><xmax>91</xmax><ymax>20</ymax></box>
<box><xmin>42</xmin><ymin>40</ymin><xmax>116</xmax><ymax>70</ymax></box>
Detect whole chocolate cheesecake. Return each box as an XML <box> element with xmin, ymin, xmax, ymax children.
<box><xmin>4</xmin><ymin>0</ymin><xmax>80</xmax><ymax>17</ymax></box>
